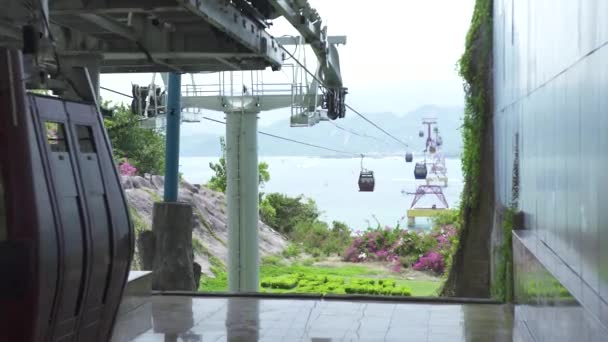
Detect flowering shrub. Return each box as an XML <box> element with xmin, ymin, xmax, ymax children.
<box><xmin>343</xmin><ymin>223</ymin><xmax>458</xmax><ymax>275</ymax></box>
<box><xmin>119</xmin><ymin>160</ymin><xmax>138</xmax><ymax>176</ymax></box>
<box><xmin>430</xmin><ymin>224</ymin><xmax>458</xmax><ymax>261</ymax></box>
<box><xmin>413</xmin><ymin>251</ymin><xmax>445</xmax><ymax>274</ymax></box>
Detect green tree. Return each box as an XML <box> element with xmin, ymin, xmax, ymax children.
<box><xmin>260</xmin><ymin>193</ymin><xmax>320</xmax><ymax>235</ymax></box>
<box><xmin>104</xmin><ymin>103</ymin><xmax>165</xmax><ymax>175</ymax></box>
<box><xmin>259</xmin><ymin>161</ymin><xmax>270</xmax><ymax>187</ymax></box>
<box><xmin>208</xmin><ymin>137</ymin><xmax>270</xmax><ymax>193</ymax></box>
<box><xmin>207</xmin><ymin>138</ymin><xmax>227</xmax><ymax>192</ymax></box>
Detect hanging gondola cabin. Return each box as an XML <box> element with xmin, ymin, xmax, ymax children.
<box><xmin>0</xmin><ymin>50</ymin><xmax>133</xmax><ymax>341</ymax></box>
<box><xmin>414</xmin><ymin>163</ymin><xmax>428</xmax><ymax>179</ymax></box>
<box><xmin>405</xmin><ymin>152</ymin><xmax>413</xmax><ymax>162</ymax></box>
<box><xmin>358</xmin><ymin>170</ymin><xmax>375</xmax><ymax>192</ymax></box>
<box><xmin>418</xmin><ymin>130</ymin><xmax>424</xmax><ymax>137</ymax></box>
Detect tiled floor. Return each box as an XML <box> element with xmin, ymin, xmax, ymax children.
<box><xmin>111</xmin><ymin>296</ymin><xmax>514</xmax><ymax>342</ymax></box>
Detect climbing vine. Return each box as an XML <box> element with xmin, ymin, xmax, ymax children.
<box><xmin>441</xmin><ymin>0</ymin><xmax>493</xmax><ymax>296</ymax></box>
<box><xmin>493</xmin><ymin>208</ymin><xmax>514</xmax><ymax>301</ymax></box>
<box><xmin>458</xmin><ymin>0</ymin><xmax>493</xmax><ymax>211</ymax></box>
<box><xmin>493</xmin><ymin>133</ymin><xmax>519</xmax><ymax>302</ymax></box>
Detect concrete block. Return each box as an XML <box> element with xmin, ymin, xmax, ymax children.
<box><xmin>152</xmin><ymin>202</ymin><xmax>195</xmax><ymax>291</ymax></box>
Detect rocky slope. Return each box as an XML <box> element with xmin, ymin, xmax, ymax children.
<box><xmin>121</xmin><ymin>175</ymin><xmax>288</xmax><ymax>276</ymax></box>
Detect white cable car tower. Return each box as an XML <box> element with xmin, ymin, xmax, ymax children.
<box><xmin>130</xmin><ymin>34</ymin><xmax>346</xmax><ymax>292</ymax></box>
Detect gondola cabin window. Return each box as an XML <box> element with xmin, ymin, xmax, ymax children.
<box><xmin>45</xmin><ymin>122</ymin><xmax>68</xmax><ymax>152</ymax></box>
<box><xmin>76</xmin><ymin>125</ymin><xmax>96</xmax><ymax>153</ymax></box>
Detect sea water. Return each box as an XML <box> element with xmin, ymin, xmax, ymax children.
<box><xmin>180</xmin><ymin>156</ymin><xmax>463</xmax><ymax>230</ymax></box>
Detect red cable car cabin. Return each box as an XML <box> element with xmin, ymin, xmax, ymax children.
<box><xmin>0</xmin><ymin>49</ymin><xmax>133</xmax><ymax>341</ymax></box>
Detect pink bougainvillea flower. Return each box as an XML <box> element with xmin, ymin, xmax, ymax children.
<box><xmin>119</xmin><ymin>160</ymin><xmax>138</xmax><ymax>176</ymax></box>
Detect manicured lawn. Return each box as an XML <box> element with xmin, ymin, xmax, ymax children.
<box><xmin>199</xmin><ymin>260</ymin><xmax>442</xmax><ymax>297</ymax></box>
<box><xmin>398</xmin><ymin>280</ymin><xmax>442</xmax><ymax>296</ymax></box>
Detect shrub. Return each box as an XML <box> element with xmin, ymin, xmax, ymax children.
<box><xmin>260</xmin><ymin>191</ymin><xmax>352</xmax><ymax>257</ymax></box>
<box><xmin>301</xmin><ymin>258</ymin><xmax>314</xmax><ymax>266</ymax></box>
<box><xmin>353</xmin><ymin>278</ymin><xmax>375</xmax><ymax>285</ymax></box>
<box><xmin>261</xmin><ymin>255</ymin><xmax>285</xmax><ymax>266</ymax></box>
<box><xmin>259</xmin><ymin>198</ymin><xmax>276</xmax><ymax>224</ymax></box>
<box><xmin>104</xmin><ymin>103</ymin><xmax>165</xmax><ymax>175</ymax></box>
<box><xmin>309</xmin><ymin>248</ymin><xmax>322</xmax><ymax>258</ymax></box>
<box><xmin>344</xmin><ymin>282</ymin><xmax>411</xmax><ymax>297</ymax></box>
<box><xmin>344</xmin><ymin>227</ymin><xmax>436</xmax><ymax>266</ymax></box>
<box><xmin>342</xmin><ymin>222</ymin><xmax>459</xmax><ymax>276</ymax></box>
<box><xmin>260</xmin><ymin>193</ymin><xmax>320</xmax><ymax>235</ymax></box>
<box><xmin>260</xmin><ymin>275</ymin><xmax>299</xmax><ymax>289</ymax></box>
<box><xmin>413</xmin><ymin>252</ymin><xmax>445</xmax><ymax>274</ymax></box>
<box><xmin>289</xmin><ymin>219</ymin><xmax>353</xmax><ymax>257</ymax></box>
<box><xmin>379</xmin><ymin>279</ymin><xmax>396</xmax><ymax>288</ymax></box>
<box><xmin>431</xmin><ymin>209</ymin><xmax>460</xmax><ymax>227</ymax></box>
<box><xmin>282</xmin><ymin>243</ymin><xmax>302</xmax><ymax>258</ymax></box>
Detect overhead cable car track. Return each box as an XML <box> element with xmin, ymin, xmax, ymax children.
<box><xmin>281</xmin><ymin>46</ymin><xmax>410</xmax><ymax>148</ymax></box>
<box><xmin>100</xmin><ymin>87</ymin><xmax>377</xmax><ymax>191</ymax></box>
<box><xmin>99</xmin><ymin>85</ymin><xmax>374</xmax><ymax>157</ymax></box>
<box><xmin>203</xmin><ymin>116</ymin><xmax>378</xmax><ymax>192</ymax></box>
<box><xmin>327</xmin><ymin>120</ymin><xmax>388</xmax><ymax>144</ymax></box>
<box><xmin>345</xmin><ymin>104</ymin><xmax>409</xmax><ymax>148</ymax></box>
<box><xmin>100</xmin><ymin>86</ymin><xmax>133</xmax><ymax>99</ymax></box>
<box><xmin>201</xmin><ymin>116</ymin><xmax>359</xmax><ymax>157</ymax></box>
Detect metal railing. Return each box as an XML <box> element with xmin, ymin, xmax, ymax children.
<box><xmin>181</xmin><ymin>82</ymin><xmax>293</xmax><ymax>98</ymax></box>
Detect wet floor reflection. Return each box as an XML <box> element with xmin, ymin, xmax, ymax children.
<box><xmin>462</xmin><ymin>304</ymin><xmax>513</xmax><ymax>342</ymax></box>
<box><xmin>112</xmin><ymin>296</ymin><xmax>515</xmax><ymax>341</ymax></box>
<box><xmin>226</xmin><ymin>298</ymin><xmax>259</xmax><ymax>341</ymax></box>
<box><xmin>151</xmin><ymin>297</ymin><xmax>201</xmax><ymax>342</ymax></box>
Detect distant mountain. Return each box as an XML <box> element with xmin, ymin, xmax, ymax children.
<box><xmin>180</xmin><ymin>105</ymin><xmax>464</xmax><ymax>157</ymax></box>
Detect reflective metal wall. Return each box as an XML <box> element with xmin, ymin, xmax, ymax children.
<box><xmin>493</xmin><ymin>0</ymin><xmax>608</xmax><ymax>338</ymax></box>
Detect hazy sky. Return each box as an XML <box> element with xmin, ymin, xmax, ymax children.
<box><xmin>268</xmin><ymin>0</ymin><xmax>475</xmax><ymax>111</ymax></box>
<box><xmin>100</xmin><ymin>0</ymin><xmax>474</xmax><ymax>129</ymax></box>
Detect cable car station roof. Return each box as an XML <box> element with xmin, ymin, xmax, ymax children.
<box><xmin>2</xmin><ymin>0</ymin><xmax>288</xmax><ymax>73</ymax></box>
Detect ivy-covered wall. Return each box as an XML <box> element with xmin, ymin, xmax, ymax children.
<box><xmin>442</xmin><ymin>0</ymin><xmax>496</xmax><ymax>298</ymax></box>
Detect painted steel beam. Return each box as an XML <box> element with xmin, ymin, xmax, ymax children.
<box><xmin>179</xmin><ymin>0</ymin><xmax>282</xmax><ymax>63</ymax></box>
<box><xmin>29</xmin><ymin>0</ymin><xmax>285</xmax><ymax>73</ymax></box>
<box><xmin>77</xmin><ymin>52</ymin><xmax>263</xmax><ymax>61</ymax></box>
<box><xmin>77</xmin><ymin>14</ymin><xmax>138</xmax><ymax>41</ymax></box>
<box><xmin>275</xmin><ymin>35</ymin><xmax>347</xmax><ymax>46</ymax></box>
<box><xmin>268</xmin><ymin>0</ymin><xmax>321</xmax><ymax>39</ymax></box>
<box><xmin>58</xmin><ymin>0</ymin><xmax>283</xmax><ymax>61</ymax></box>
<box><xmin>267</xmin><ymin>0</ymin><xmax>343</xmax><ymax>87</ymax></box>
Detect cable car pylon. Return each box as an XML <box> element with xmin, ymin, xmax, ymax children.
<box><xmin>403</xmin><ymin>117</ymin><xmax>450</xmax><ymax>227</ymax></box>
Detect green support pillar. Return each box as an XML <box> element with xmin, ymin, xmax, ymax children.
<box><xmin>164</xmin><ymin>73</ymin><xmax>181</xmax><ymax>202</ymax></box>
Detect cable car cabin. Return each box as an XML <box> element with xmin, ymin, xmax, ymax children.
<box><xmin>0</xmin><ymin>50</ymin><xmax>133</xmax><ymax>342</ymax></box>
<box><xmin>418</xmin><ymin>130</ymin><xmax>424</xmax><ymax>137</ymax></box>
<box><xmin>414</xmin><ymin>163</ymin><xmax>428</xmax><ymax>179</ymax></box>
<box><xmin>358</xmin><ymin>170</ymin><xmax>375</xmax><ymax>192</ymax></box>
<box><xmin>405</xmin><ymin>152</ymin><xmax>413</xmax><ymax>163</ymax></box>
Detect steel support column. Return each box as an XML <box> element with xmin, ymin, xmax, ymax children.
<box><xmin>226</xmin><ymin>110</ymin><xmax>259</xmax><ymax>293</ymax></box>
<box><xmin>163</xmin><ymin>72</ymin><xmax>182</xmax><ymax>202</ymax></box>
